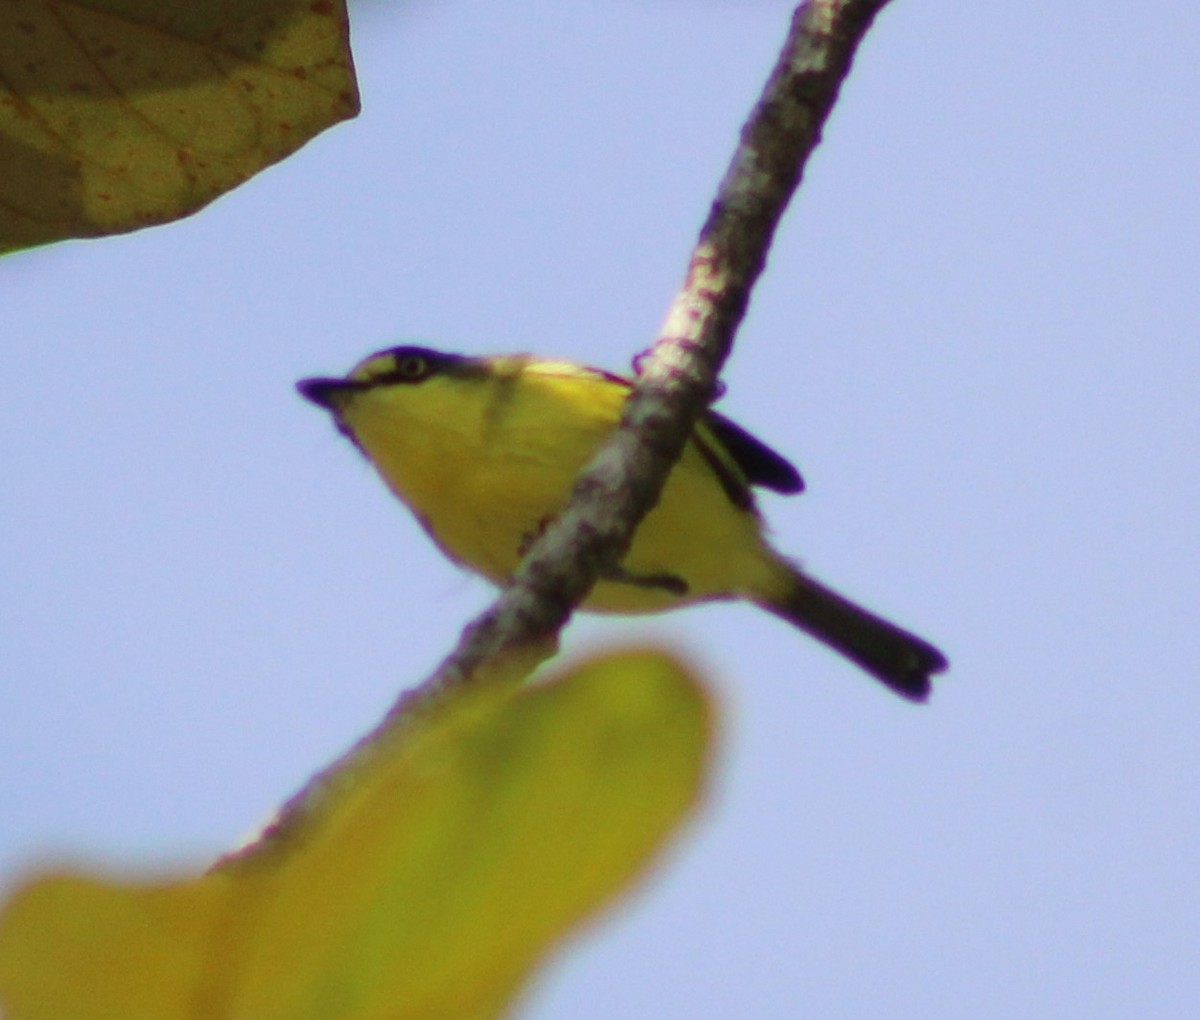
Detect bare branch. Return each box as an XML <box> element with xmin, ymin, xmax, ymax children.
<box><xmin>220</xmin><ymin>0</ymin><xmax>895</xmax><ymax>868</ymax></box>
<box><xmin>425</xmin><ymin>0</ymin><xmax>893</xmax><ymax>696</ymax></box>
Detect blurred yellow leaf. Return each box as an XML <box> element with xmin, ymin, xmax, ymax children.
<box><xmin>0</xmin><ymin>0</ymin><xmax>359</xmax><ymax>253</ymax></box>
<box><xmin>0</xmin><ymin>873</ymin><xmax>237</xmax><ymax>1020</ymax></box>
<box><xmin>0</xmin><ymin>649</ymin><xmax>713</xmax><ymax>1020</ymax></box>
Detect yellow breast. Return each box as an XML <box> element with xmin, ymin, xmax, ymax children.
<box><xmin>340</xmin><ymin>356</ymin><xmax>784</xmax><ymax>612</ymax></box>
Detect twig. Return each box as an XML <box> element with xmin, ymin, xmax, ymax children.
<box><xmin>218</xmin><ymin>0</ymin><xmax>895</xmax><ymax>869</ymax></box>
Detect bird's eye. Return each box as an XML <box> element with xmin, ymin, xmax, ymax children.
<box><xmin>394</xmin><ymin>354</ymin><xmax>428</xmax><ymax>380</ymax></box>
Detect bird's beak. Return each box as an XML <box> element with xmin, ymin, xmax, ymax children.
<box><xmin>296</xmin><ymin>377</ymin><xmax>362</xmax><ymax>411</ymax></box>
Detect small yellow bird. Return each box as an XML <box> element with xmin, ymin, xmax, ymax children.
<box><xmin>298</xmin><ymin>346</ymin><xmax>947</xmax><ymax>701</ymax></box>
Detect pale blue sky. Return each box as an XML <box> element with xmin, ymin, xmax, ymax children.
<box><xmin>3</xmin><ymin>2</ymin><xmax>1199</xmax><ymax>1017</ymax></box>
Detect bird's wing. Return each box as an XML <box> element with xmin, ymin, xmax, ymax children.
<box><xmin>705</xmin><ymin>411</ymin><xmax>804</xmax><ymax>495</ymax></box>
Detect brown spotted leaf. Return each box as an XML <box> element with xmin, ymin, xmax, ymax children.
<box><xmin>0</xmin><ymin>0</ymin><xmax>359</xmax><ymax>253</ymax></box>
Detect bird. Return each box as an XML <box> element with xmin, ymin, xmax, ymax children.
<box><xmin>297</xmin><ymin>345</ymin><xmax>947</xmax><ymax>701</ymax></box>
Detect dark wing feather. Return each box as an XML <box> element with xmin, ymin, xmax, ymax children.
<box><xmin>572</xmin><ymin>363</ymin><xmax>805</xmax><ymax>501</ymax></box>
<box><xmin>705</xmin><ymin>411</ymin><xmax>804</xmax><ymax>495</ymax></box>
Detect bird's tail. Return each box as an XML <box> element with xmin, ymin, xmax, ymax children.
<box><xmin>755</xmin><ymin>567</ymin><xmax>948</xmax><ymax>702</ymax></box>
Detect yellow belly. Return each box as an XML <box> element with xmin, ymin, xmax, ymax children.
<box><xmin>342</xmin><ymin>361</ymin><xmax>785</xmax><ymax>612</ymax></box>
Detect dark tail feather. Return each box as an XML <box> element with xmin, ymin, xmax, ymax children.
<box><xmin>758</xmin><ymin>572</ymin><xmax>948</xmax><ymax>702</ymax></box>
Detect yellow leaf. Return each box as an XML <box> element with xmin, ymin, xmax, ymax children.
<box><xmin>0</xmin><ymin>872</ymin><xmax>236</xmax><ymax>1020</ymax></box>
<box><xmin>0</xmin><ymin>0</ymin><xmax>360</xmax><ymax>253</ymax></box>
<box><xmin>0</xmin><ymin>649</ymin><xmax>713</xmax><ymax>1019</ymax></box>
